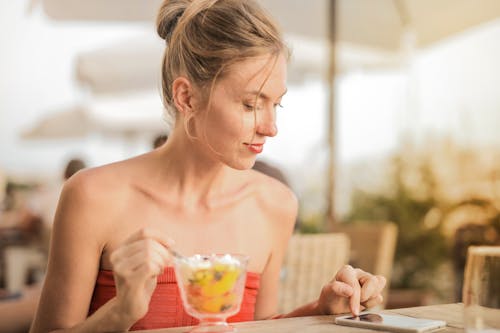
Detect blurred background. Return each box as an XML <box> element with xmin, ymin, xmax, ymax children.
<box><xmin>1</xmin><ymin>0</ymin><xmax>500</xmax><ymax>329</ymax></box>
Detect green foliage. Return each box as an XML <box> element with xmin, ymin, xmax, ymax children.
<box><xmin>297</xmin><ymin>212</ymin><xmax>325</xmax><ymax>234</ymax></box>
<box><xmin>345</xmin><ymin>156</ymin><xmax>449</xmax><ymax>291</ymax></box>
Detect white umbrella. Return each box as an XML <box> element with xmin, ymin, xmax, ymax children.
<box><xmin>21</xmin><ymin>94</ymin><xmax>169</xmax><ymax>141</ymax></box>
<box><xmin>75</xmin><ymin>32</ymin><xmax>401</xmax><ymax>94</ymax></box>
<box><xmin>36</xmin><ymin>0</ymin><xmax>500</xmax><ymax>51</ymax></box>
<box><xmin>76</xmin><ymin>35</ymin><xmax>164</xmax><ymax>94</ymax></box>
<box><xmin>21</xmin><ymin>106</ymin><xmax>91</xmax><ymax>140</ymax></box>
<box><xmin>265</xmin><ymin>0</ymin><xmax>500</xmax><ymax>50</ymax></box>
<box><xmin>39</xmin><ymin>0</ymin><xmax>163</xmax><ymax>21</ymax></box>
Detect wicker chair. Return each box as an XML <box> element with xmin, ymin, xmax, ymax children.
<box><xmin>278</xmin><ymin>233</ymin><xmax>350</xmax><ymax>313</ymax></box>
<box><xmin>331</xmin><ymin>222</ymin><xmax>398</xmax><ymax>307</ymax></box>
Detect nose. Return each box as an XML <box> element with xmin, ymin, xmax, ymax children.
<box><xmin>256</xmin><ymin>107</ymin><xmax>278</xmax><ymax>137</ymax></box>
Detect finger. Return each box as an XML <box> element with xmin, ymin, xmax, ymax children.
<box><xmin>357</xmin><ymin>270</ymin><xmax>380</xmax><ymax>302</ymax></box>
<box><xmin>362</xmin><ymin>275</ymin><xmax>387</xmax><ymax>304</ymax></box>
<box><xmin>362</xmin><ymin>294</ymin><xmax>384</xmax><ymax>309</ymax></box>
<box><xmin>375</xmin><ymin>275</ymin><xmax>387</xmax><ymax>294</ymax></box>
<box><xmin>123</xmin><ymin>228</ymin><xmax>176</xmax><ymax>249</ymax></box>
<box><xmin>110</xmin><ymin>239</ymin><xmax>152</xmax><ymax>263</ymax></box>
<box><xmin>113</xmin><ymin>241</ymin><xmax>168</xmax><ymax>277</ymax></box>
<box><xmin>135</xmin><ymin>242</ymin><xmax>168</xmax><ymax>276</ymax></box>
<box><xmin>136</xmin><ymin>256</ymin><xmax>165</xmax><ymax>277</ymax></box>
<box><xmin>127</xmin><ymin>248</ymin><xmax>165</xmax><ymax>278</ymax></box>
<box><xmin>330</xmin><ymin>280</ymin><xmax>354</xmax><ymax>298</ymax></box>
<box><xmin>148</xmin><ymin>239</ymin><xmax>171</xmax><ymax>266</ymax></box>
<box><xmin>336</xmin><ymin>265</ymin><xmax>361</xmax><ymax>316</ymax></box>
<box><xmin>111</xmin><ymin>238</ymin><xmax>171</xmax><ymax>267</ymax></box>
<box><xmin>113</xmin><ymin>250</ymin><xmax>149</xmax><ymax>277</ymax></box>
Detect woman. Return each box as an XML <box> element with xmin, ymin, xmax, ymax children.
<box><xmin>30</xmin><ymin>0</ymin><xmax>386</xmax><ymax>331</ymax></box>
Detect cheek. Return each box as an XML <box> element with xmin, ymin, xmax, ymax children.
<box><xmin>204</xmin><ymin>108</ymin><xmax>247</xmax><ymax>145</ymax></box>
<box><xmin>240</xmin><ymin>112</ymin><xmax>257</xmax><ymax>135</ymax></box>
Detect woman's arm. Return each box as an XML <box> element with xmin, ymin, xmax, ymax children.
<box><xmin>30</xmin><ymin>171</ymin><xmax>174</xmax><ymax>333</ymax></box>
<box><xmin>253</xmin><ymin>181</ymin><xmax>297</xmax><ymax>320</ymax></box>
<box><xmin>29</xmin><ymin>171</ymin><xmax>133</xmax><ymax>333</ymax></box>
<box><xmin>251</xmin><ymin>177</ymin><xmax>386</xmax><ymax>320</ymax></box>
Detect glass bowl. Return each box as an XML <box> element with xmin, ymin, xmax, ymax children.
<box><xmin>173</xmin><ymin>253</ymin><xmax>249</xmax><ymax>332</ymax></box>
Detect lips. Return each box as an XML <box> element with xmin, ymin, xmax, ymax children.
<box><xmin>245</xmin><ymin>143</ymin><xmax>264</xmax><ymax>154</ymax></box>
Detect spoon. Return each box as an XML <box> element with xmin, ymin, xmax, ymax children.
<box><xmin>167</xmin><ymin>247</ymin><xmax>184</xmax><ymax>260</ymax></box>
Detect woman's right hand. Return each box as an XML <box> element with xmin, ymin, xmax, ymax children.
<box><xmin>109</xmin><ymin>228</ymin><xmax>174</xmax><ymax>324</ymax></box>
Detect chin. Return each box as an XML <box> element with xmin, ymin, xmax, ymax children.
<box><xmin>223</xmin><ymin>156</ymin><xmax>256</xmax><ymax>171</ymax></box>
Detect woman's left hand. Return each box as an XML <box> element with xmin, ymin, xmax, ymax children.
<box><xmin>317</xmin><ymin>265</ymin><xmax>386</xmax><ymax>316</ymax></box>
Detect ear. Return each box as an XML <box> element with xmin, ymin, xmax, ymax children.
<box><xmin>172</xmin><ymin>77</ymin><xmax>194</xmax><ymax>115</ymax></box>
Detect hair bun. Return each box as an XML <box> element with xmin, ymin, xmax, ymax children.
<box><xmin>156</xmin><ymin>0</ymin><xmax>191</xmax><ymax>43</ymax></box>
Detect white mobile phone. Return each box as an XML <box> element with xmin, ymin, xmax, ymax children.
<box><xmin>335</xmin><ymin>312</ymin><xmax>447</xmax><ymax>333</ymax></box>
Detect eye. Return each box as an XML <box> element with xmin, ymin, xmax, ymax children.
<box><xmin>274</xmin><ymin>103</ymin><xmax>284</xmax><ymax>109</ymax></box>
<box><xmin>243</xmin><ymin>103</ymin><xmax>254</xmax><ymax>111</ymax></box>
<box><xmin>243</xmin><ymin>103</ymin><xmax>263</xmax><ymax>112</ymax></box>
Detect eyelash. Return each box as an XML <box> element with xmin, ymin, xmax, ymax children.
<box><xmin>243</xmin><ymin>104</ymin><xmax>255</xmax><ymax>111</ymax></box>
<box><xmin>243</xmin><ymin>103</ymin><xmax>284</xmax><ymax>111</ymax></box>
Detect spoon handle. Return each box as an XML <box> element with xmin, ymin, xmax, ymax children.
<box><xmin>168</xmin><ymin>247</ymin><xmax>183</xmax><ymax>259</ymax></box>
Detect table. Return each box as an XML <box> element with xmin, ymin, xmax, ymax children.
<box><xmin>136</xmin><ymin>303</ymin><xmax>465</xmax><ymax>332</ymax></box>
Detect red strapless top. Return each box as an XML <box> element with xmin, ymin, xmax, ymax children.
<box><xmin>88</xmin><ymin>267</ymin><xmax>261</xmax><ymax>331</ymax></box>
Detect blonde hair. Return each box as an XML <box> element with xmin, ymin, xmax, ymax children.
<box><xmin>156</xmin><ymin>0</ymin><xmax>289</xmax><ymax>133</ymax></box>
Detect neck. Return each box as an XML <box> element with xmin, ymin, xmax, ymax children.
<box><xmin>150</xmin><ymin>130</ymin><xmax>237</xmax><ymax>211</ymax></box>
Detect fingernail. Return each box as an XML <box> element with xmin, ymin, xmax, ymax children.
<box><xmin>354</xmin><ymin>305</ymin><xmax>360</xmax><ymax>316</ymax></box>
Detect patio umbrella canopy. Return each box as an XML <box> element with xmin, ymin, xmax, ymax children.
<box><xmin>21</xmin><ymin>98</ymin><xmax>168</xmax><ymax>141</ymax></box>
<box><xmin>265</xmin><ymin>0</ymin><xmax>500</xmax><ymax>50</ymax></box>
<box><xmin>39</xmin><ymin>0</ymin><xmax>500</xmax><ymax>51</ymax></box>
<box><xmin>75</xmin><ymin>35</ymin><xmax>165</xmax><ymax>94</ymax></box>
<box><xmin>41</xmin><ymin>0</ymin><xmax>163</xmax><ymax>21</ymax></box>
<box><xmin>21</xmin><ymin>107</ymin><xmax>91</xmax><ymax>140</ymax></box>
<box><xmin>75</xmin><ymin>33</ymin><xmax>401</xmax><ymax>94</ymax></box>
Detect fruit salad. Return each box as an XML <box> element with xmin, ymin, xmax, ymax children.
<box><xmin>175</xmin><ymin>254</ymin><xmax>247</xmax><ymax>315</ymax></box>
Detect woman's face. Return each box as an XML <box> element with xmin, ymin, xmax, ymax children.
<box><xmin>194</xmin><ymin>53</ymin><xmax>288</xmax><ymax>170</ymax></box>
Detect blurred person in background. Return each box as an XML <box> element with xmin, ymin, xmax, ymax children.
<box><xmin>63</xmin><ymin>159</ymin><xmax>86</xmax><ymax>182</ymax></box>
<box><xmin>1</xmin><ymin>182</ymin><xmax>43</xmax><ymax>290</ymax></box>
<box><xmin>252</xmin><ymin>159</ymin><xmax>290</xmax><ymax>188</ymax></box>
<box><xmin>0</xmin><ymin>182</ymin><xmax>37</xmax><ymax>230</ymax></box>
<box><xmin>152</xmin><ymin>134</ymin><xmax>169</xmax><ymax>149</ymax></box>
<box><xmin>0</xmin><ymin>169</ymin><xmax>6</xmax><ymax>209</ymax></box>
<box><xmin>0</xmin><ymin>158</ymin><xmax>86</xmax><ymax>333</ymax></box>
<box><xmin>30</xmin><ymin>1</ymin><xmax>386</xmax><ymax>332</ymax></box>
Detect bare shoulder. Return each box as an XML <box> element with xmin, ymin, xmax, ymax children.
<box><xmin>56</xmin><ymin>160</ymin><xmax>135</xmax><ymax>232</ymax></box>
<box><xmin>61</xmin><ymin>169</ymin><xmax>114</xmax><ymax>213</ymax></box>
<box><xmin>62</xmin><ymin>155</ymin><xmax>143</xmax><ymax>202</ymax></box>
<box><xmin>249</xmin><ymin>169</ymin><xmax>298</xmax><ymax>230</ymax></box>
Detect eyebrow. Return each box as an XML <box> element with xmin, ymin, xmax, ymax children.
<box><xmin>245</xmin><ymin>88</ymin><xmax>288</xmax><ymax>101</ymax></box>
